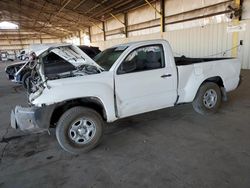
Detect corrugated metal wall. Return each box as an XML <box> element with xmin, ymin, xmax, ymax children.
<box><xmin>92</xmin><ymin>19</ymin><xmax>250</xmax><ymax>69</ymax></box>
<box><xmin>165</xmin><ymin>20</ymin><xmax>250</xmax><ymax>70</ymax></box>
<box><xmin>238</xmin><ymin>20</ymin><xmax>250</xmax><ymax>69</ymax></box>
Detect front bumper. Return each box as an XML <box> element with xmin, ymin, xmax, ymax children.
<box><xmin>11</xmin><ymin>105</ymin><xmax>55</xmax><ymax>132</ymax></box>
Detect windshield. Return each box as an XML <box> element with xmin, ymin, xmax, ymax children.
<box><xmin>93</xmin><ymin>46</ymin><xmax>127</xmax><ymax>70</ymax></box>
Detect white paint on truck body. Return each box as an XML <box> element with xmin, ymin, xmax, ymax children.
<box><xmin>31</xmin><ymin>39</ymin><xmax>241</xmax><ymax>122</ymax></box>
<box><xmin>177</xmin><ymin>58</ymin><xmax>241</xmax><ymax>103</ymax></box>
<box><xmin>111</xmin><ymin>40</ymin><xmax>178</xmax><ymax>118</ymax></box>
<box><xmin>32</xmin><ymin>71</ymin><xmax>117</xmax><ymax>122</ymax></box>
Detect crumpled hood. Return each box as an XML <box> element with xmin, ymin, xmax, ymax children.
<box><xmin>28</xmin><ymin>44</ymin><xmax>103</xmax><ymax>102</ymax></box>
<box><xmin>29</xmin><ymin>43</ymin><xmax>70</xmax><ymax>56</ymax></box>
<box><xmin>32</xmin><ymin>43</ymin><xmax>103</xmax><ymax>70</ymax></box>
<box><xmin>49</xmin><ymin>45</ymin><xmax>102</xmax><ymax>69</ymax></box>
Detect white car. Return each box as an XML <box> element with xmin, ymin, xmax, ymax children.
<box><xmin>1</xmin><ymin>52</ymin><xmax>8</xmax><ymax>61</ymax></box>
<box><xmin>11</xmin><ymin>40</ymin><xmax>241</xmax><ymax>154</ymax></box>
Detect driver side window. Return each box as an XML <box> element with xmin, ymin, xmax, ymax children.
<box><xmin>117</xmin><ymin>45</ymin><xmax>165</xmax><ymax>74</ymax></box>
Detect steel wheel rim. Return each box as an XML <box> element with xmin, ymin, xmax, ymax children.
<box><xmin>68</xmin><ymin>118</ymin><xmax>96</xmax><ymax>145</ymax></box>
<box><xmin>203</xmin><ymin>89</ymin><xmax>218</xmax><ymax>109</ymax></box>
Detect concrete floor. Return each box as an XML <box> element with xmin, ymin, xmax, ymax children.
<box><xmin>0</xmin><ymin>62</ymin><xmax>250</xmax><ymax>188</ymax></box>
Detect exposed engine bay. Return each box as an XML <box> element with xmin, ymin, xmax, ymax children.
<box><xmin>26</xmin><ymin>45</ymin><xmax>103</xmax><ymax>99</ymax></box>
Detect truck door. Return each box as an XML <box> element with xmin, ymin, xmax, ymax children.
<box><xmin>114</xmin><ymin>44</ymin><xmax>177</xmax><ymax>118</ymax></box>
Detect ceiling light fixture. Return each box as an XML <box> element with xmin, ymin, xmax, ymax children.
<box><xmin>0</xmin><ymin>21</ymin><xmax>19</xmax><ymax>29</ymax></box>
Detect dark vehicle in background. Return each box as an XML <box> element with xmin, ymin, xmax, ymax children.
<box><xmin>5</xmin><ymin>45</ymin><xmax>101</xmax><ymax>88</ymax></box>
<box><xmin>5</xmin><ymin>61</ymin><xmax>34</xmax><ymax>88</ymax></box>
<box><xmin>78</xmin><ymin>45</ymin><xmax>101</xmax><ymax>59</ymax></box>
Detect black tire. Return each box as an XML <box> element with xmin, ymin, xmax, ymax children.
<box><xmin>56</xmin><ymin>106</ymin><xmax>103</xmax><ymax>154</ymax></box>
<box><xmin>192</xmin><ymin>82</ymin><xmax>222</xmax><ymax>115</ymax></box>
<box><xmin>21</xmin><ymin>72</ymin><xmax>31</xmax><ymax>89</ymax></box>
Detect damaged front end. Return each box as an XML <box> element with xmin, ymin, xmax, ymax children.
<box><xmin>11</xmin><ymin>105</ymin><xmax>56</xmax><ymax>132</ymax></box>
<box><xmin>11</xmin><ymin>44</ymin><xmax>103</xmax><ymax>133</ymax></box>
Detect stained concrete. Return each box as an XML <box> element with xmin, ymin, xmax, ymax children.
<box><xmin>0</xmin><ymin>62</ymin><xmax>250</xmax><ymax>188</ymax></box>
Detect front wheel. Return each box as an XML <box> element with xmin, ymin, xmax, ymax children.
<box><xmin>56</xmin><ymin>106</ymin><xmax>103</xmax><ymax>154</ymax></box>
<box><xmin>192</xmin><ymin>82</ymin><xmax>222</xmax><ymax>115</ymax></box>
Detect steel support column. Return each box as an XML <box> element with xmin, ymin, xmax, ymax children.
<box><xmin>102</xmin><ymin>22</ymin><xmax>106</xmax><ymax>41</ymax></box>
<box><xmin>160</xmin><ymin>0</ymin><xmax>165</xmax><ymax>32</ymax></box>
<box><xmin>88</xmin><ymin>27</ymin><xmax>92</xmax><ymax>43</ymax></box>
<box><xmin>124</xmin><ymin>13</ymin><xmax>128</xmax><ymax>38</ymax></box>
<box><xmin>232</xmin><ymin>0</ymin><xmax>241</xmax><ymax>57</ymax></box>
<box><xmin>144</xmin><ymin>0</ymin><xmax>163</xmax><ymax>33</ymax></box>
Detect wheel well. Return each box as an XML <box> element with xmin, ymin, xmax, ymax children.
<box><xmin>202</xmin><ymin>76</ymin><xmax>224</xmax><ymax>87</ymax></box>
<box><xmin>50</xmin><ymin>97</ymin><xmax>107</xmax><ymax>128</ymax></box>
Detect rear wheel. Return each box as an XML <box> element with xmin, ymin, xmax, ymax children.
<box><xmin>56</xmin><ymin>106</ymin><xmax>103</xmax><ymax>154</ymax></box>
<box><xmin>192</xmin><ymin>82</ymin><xmax>222</xmax><ymax>115</ymax></box>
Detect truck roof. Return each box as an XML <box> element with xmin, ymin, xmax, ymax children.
<box><xmin>112</xmin><ymin>39</ymin><xmax>167</xmax><ymax>48</ymax></box>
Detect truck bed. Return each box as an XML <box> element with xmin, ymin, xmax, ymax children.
<box><xmin>175</xmin><ymin>56</ymin><xmax>233</xmax><ymax>66</ymax></box>
<box><xmin>175</xmin><ymin>56</ymin><xmax>241</xmax><ymax>104</ymax></box>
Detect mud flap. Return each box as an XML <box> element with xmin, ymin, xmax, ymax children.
<box><xmin>221</xmin><ymin>87</ymin><xmax>228</xmax><ymax>102</ymax></box>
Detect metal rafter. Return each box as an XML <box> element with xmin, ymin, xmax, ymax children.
<box><xmin>0</xmin><ymin>2</ymin><xmax>70</xmax><ymax>36</ymax></box>
<box><xmin>0</xmin><ymin>0</ymin><xmax>90</xmax><ymax>35</ymax></box>
<box><xmin>0</xmin><ymin>0</ymin><xmax>162</xmax><ymax>42</ymax></box>
<box><xmin>32</xmin><ymin>1</ymin><xmax>47</xmax><ymax>28</ymax></box>
<box><xmin>0</xmin><ymin>8</ymin><xmax>67</xmax><ymax>37</ymax></box>
<box><xmin>24</xmin><ymin>0</ymin><xmax>100</xmax><ymax>23</ymax></box>
<box><xmin>37</xmin><ymin>0</ymin><xmax>73</xmax><ymax>33</ymax></box>
<box><xmin>0</xmin><ymin>1</ymin><xmax>83</xmax><ymax>36</ymax></box>
<box><xmin>89</xmin><ymin>0</ymin><xmax>129</xmax><ymax>18</ymax></box>
<box><xmin>73</xmin><ymin>0</ymin><xmax>87</xmax><ymax>10</ymax></box>
<box><xmin>23</xmin><ymin>0</ymin><xmax>93</xmax><ymax>29</ymax></box>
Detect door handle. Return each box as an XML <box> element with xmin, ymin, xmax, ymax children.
<box><xmin>161</xmin><ymin>74</ymin><xmax>172</xmax><ymax>78</ymax></box>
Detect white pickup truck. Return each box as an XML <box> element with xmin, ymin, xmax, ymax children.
<box><xmin>11</xmin><ymin>40</ymin><xmax>241</xmax><ymax>154</ymax></box>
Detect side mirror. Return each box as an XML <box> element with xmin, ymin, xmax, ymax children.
<box><xmin>118</xmin><ymin>60</ymin><xmax>136</xmax><ymax>74</ymax></box>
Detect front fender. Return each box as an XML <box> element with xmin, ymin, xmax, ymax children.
<box><xmin>31</xmin><ymin>73</ymin><xmax>117</xmax><ymax>122</ymax></box>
